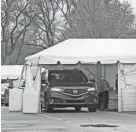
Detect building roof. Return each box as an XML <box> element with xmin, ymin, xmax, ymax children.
<box><xmin>1</xmin><ymin>65</ymin><xmax>23</xmax><ymax>79</ymax></box>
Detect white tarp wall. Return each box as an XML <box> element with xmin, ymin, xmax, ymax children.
<box><xmin>118</xmin><ymin>63</ymin><xmax>136</xmax><ymax>112</ymax></box>
<box><xmin>23</xmin><ymin>65</ymin><xmax>41</xmax><ymax>113</ymax></box>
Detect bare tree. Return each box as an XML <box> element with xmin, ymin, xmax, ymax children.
<box><xmin>54</xmin><ymin>0</ymin><xmax>77</xmax><ymax>22</ymax></box>
<box><xmin>62</xmin><ymin>0</ymin><xmax>136</xmax><ymax>39</ymax></box>
<box><xmin>1</xmin><ymin>0</ymin><xmax>36</xmax><ymax>64</ymax></box>
<box><xmin>25</xmin><ymin>0</ymin><xmax>59</xmax><ymax>47</ymax></box>
<box><xmin>1</xmin><ymin>0</ymin><xmax>76</xmax><ymax>64</ymax></box>
<box><xmin>54</xmin><ymin>0</ymin><xmax>77</xmax><ymax>42</ymax></box>
<box><xmin>24</xmin><ymin>0</ymin><xmax>77</xmax><ymax>47</ymax></box>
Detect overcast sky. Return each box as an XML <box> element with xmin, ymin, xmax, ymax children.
<box><xmin>120</xmin><ymin>0</ymin><xmax>136</xmax><ymax>14</ymax></box>
<box><xmin>128</xmin><ymin>0</ymin><xmax>136</xmax><ymax>13</ymax></box>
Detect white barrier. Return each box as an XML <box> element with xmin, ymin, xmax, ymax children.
<box><xmin>122</xmin><ymin>87</ymin><xmax>136</xmax><ymax>111</ymax></box>
<box><xmin>23</xmin><ymin>90</ymin><xmax>40</xmax><ymax>114</ymax></box>
<box><xmin>9</xmin><ymin>88</ymin><xmax>23</xmax><ymax>112</ymax></box>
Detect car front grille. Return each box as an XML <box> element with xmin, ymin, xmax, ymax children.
<box><xmin>63</xmin><ymin>88</ymin><xmax>87</xmax><ymax>96</ymax></box>
<box><xmin>65</xmin><ymin>100</ymin><xmax>85</xmax><ymax>103</ymax></box>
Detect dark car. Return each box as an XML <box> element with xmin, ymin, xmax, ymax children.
<box><xmin>41</xmin><ymin>69</ymin><xmax>98</xmax><ymax>112</ymax></box>
<box><xmin>3</xmin><ymin>82</ymin><xmax>13</xmax><ymax>106</ymax></box>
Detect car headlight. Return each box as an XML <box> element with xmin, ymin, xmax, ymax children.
<box><xmin>87</xmin><ymin>87</ymin><xmax>96</xmax><ymax>92</ymax></box>
<box><xmin>51</xmin><ymin>88</ymin><xmax>62</xmax><ymax>92</ymax></box>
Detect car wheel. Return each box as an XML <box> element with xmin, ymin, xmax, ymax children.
<box><xmin>4</xmin><ymin>92</ymin><xmax>9</xmax><ymax>106</ymax></box>
<box><xmin>88</xmin><ymin>107</ymin><xmax>97</xmax><ymax>112</ymax></box>
<box><xmin>44</xmin><ymin>96</ymin><xmax>53</xmax><ymax>113</ymax></box>
<box><xmin>74</xmin><ymin>107</ymin><xmax>81</xmax><ymax>112</ymax></box>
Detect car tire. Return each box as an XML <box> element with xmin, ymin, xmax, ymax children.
<box><xmin>88</xmin><ymin>107</ymin><xmax>97</xmax><ymax>112</ymax></box>
<box><xmin>44</xmin><ymin>96</ymin><xmax>53</xmax><ymax>113</ymax></box>
<box><xmin>74</xmin><ymin>107</ymin><xmax>81</xmax><ymax>112</ymax></box>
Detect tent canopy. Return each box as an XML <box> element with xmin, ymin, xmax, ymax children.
<box><xmin>25</xmin><ymin>39</ymin><xmax>136</xmax><ymax>65</ymax></box>
<box><xmin>1</xmin><ymin>65</ymin><xmax>23</xmax><ymax>79</ymax></box>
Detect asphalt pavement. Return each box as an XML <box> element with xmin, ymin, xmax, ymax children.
<box><xmin>1</xmin><ymin>106</ymin><xmax>136</xmax><ymax>132</ymax></box>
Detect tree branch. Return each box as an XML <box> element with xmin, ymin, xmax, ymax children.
<box><xmin>10</xmin><ymin>2</ymin><xmax>29</xmax><ymax>49</ymax></box>
<box><xmin>23</xmin><ymin>43</ymin><xmax>47</xmax><ymax>49</ymax></box>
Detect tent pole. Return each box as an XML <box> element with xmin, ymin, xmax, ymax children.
<box><xmin>38</xmin><ymin>66</ymin><xmax>42</xmax><ymax>113</ymax></box>
<box><xmin>96</xmin><ymin>61</ymin><xmax>102</xmax><ymax>81</ymax></box>
<box><xmin>118</xmin><ymin>61</ymin><xmax>122</xmax><ymax>112</ymax></box>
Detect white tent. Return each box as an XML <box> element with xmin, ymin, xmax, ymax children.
<box><xmin>22</xmin><ymin>39</ymin><xmax>136</xmax><ymax>113</ymax></box>
<box><xmin>1</xmin><ymin>65</ymin><xmax>23</xmax><ymax>79</ymax></box>
<box><xmin>25</xmin><ymin>39</ymin><xmax>136</xmax><ymax>65</ymax></box>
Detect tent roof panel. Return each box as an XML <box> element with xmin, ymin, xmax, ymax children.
<box><xmin>25</xmin><ymin>39</ymin><xmax>136</xmax><ymax>64</ymax></box>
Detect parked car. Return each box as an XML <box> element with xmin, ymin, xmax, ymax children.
<box><xmin>2</xmin><ymin>83</ymin><xmax>11</xmax><ymax>106</ymax></box>
<box><xmin>1</xmin><ymin>83</ymin><xmax>9</xmax><ymax>105</ymax></box>
<box><xmin>41</xmin><ymin>69</ymin><xmax>98</xmax><ymax>112</ymax></box>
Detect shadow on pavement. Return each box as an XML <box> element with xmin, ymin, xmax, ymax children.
<box><xmin>41</xmin><ymin>108</ymin><xmax>88</xmax><ymax>113</ymax></box>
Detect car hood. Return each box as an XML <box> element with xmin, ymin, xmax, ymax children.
<box><xmin>49</xmin><ymin>82</ymin><xmax>95</xmax><ymax>87</ymax></box>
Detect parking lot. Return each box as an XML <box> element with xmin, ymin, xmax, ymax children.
<box><xmin>1</xmin><ymin>106</ymin><xmax>136</xmax><ymax>132</ymax></box>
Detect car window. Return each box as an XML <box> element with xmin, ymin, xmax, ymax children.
<box><xmin>48</xmin><ymin>70</ymin><xmax>87</xmax><ymax>84</ymax></box>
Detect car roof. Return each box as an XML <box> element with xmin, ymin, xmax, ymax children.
<box><xmin>49</xmin><ymin>69</ymin><xmax>82</xmax><ymax>72</ymax></box>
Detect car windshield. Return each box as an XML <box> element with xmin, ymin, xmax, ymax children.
<box><xmin>48</xmin><ymin>70</ymin><xmax>87</xmax><ymax>84</ymax></box>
